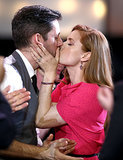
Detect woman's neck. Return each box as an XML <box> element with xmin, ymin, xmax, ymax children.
<box><xmin>66</xmin><ymin>66</ymin><xmax>84</xmax><ymax>85</ymax></box>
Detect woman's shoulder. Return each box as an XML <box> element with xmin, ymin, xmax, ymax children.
<box><xmin>77</xmin><ymin>82</ymin><xmax>100</xmax><ymax>96</ymax></box>
<box><xmin>81</xmin><ymin>82</ymin><xmax>99</xmax><ymax>89</ymax></box>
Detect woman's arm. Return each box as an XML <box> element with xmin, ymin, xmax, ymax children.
<box><xmin>31</xmin><ymin>43</ymin><xmax>66</xmax><ymax>128</ymax></box>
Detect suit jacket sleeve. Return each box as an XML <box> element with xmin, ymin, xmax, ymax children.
<box><xmin>0</xmin><ymin>92</ymin><xmax>16</xmax><ymax>149</ymax></box>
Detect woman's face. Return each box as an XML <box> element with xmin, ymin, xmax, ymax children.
<box><xmin>59</xmin><ymin>30</ymin><xmax>84</xmax><ymax>67</ymax></box>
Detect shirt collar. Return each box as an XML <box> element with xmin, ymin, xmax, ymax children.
<box><xmin>16</xmin><ymin>49</ymin><xmax>35</xmax><ymax>78</ymax></box>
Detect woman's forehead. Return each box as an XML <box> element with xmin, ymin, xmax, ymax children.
<box><xmin>67</xmin><ymin>30</ymin><xmax>81</xmax><ymax>41</ymax></box>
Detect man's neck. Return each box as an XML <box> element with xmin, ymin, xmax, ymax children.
<box><xmin>19</xmin><ymin>48</ymin><xmax>37</xmax><ymax>70</ymax></box>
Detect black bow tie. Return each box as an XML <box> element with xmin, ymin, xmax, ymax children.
<box><xmin>31</xmin><ymin>75</ymin><xmax>38</xmax><ymax>94</ymax></box>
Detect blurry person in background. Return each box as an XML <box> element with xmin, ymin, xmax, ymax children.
<box><xmin>98</xmin><ymin>82</ymin><xmax>123</xmax><ymax>160</ymax></box>
<box><xmin>2</xmin><ymin>86</ymin><xmax>31</xmax><ymax>113</ymax></box>
<box><xmin>0</xmin><ymin>56</ymin><xmax>16</xmax><ymax>149</ymax></box>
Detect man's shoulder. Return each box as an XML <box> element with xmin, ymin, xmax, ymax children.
<box><xmin>4</xmin><ymin>62</ymin><xmax>18</xmax><ymax>74</ymax></box>
<box><xmin>4</xmin><ymin>53</ymin><xmax>20</xmax><ymax>73</ymax></box>
<box><xmin>4</xmin><ymin>54</ymin><xmax>16</xmax><ymax>65</ymax></box>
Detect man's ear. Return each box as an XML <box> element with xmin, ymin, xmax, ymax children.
<box><xmin>32</xmin><ymin>33</ymin><xmax>44</xmax><ymax>45</ymax></box>
<box><xmin>81</xmin><ymin>52</ymin><xmax>91</xmax><ymax>62</ymax></box>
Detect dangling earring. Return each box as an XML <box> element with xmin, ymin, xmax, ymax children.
<box><xmin>80</xmin><ymin>61</ymin><xmax>83</xmax><ymax>70</ymax></box>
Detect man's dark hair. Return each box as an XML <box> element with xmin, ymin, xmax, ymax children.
<box><xmin>12</xmin><ymin>5</ymin><xmax>62</xmax><ymax>49</ymax></box>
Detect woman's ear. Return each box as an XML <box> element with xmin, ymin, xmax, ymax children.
<box><xmin>32</xmin><ymin>33</ymin><xmax>44</xmax><ymax>45</ymax></box>
<box><xmin>81</xmin><ymin>52</ymin><xmax>91</xmax><ymax>62</ymax></box>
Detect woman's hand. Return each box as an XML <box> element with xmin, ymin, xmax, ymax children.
<box><xmin>42</xmin><ymin>134</ymin><xmax>83</xmax><ymax>160</ymax></box>
<box><xmin>31</xmin><ymin>43</ymin><xmax>60</xmax><ymax>82</ymax></box>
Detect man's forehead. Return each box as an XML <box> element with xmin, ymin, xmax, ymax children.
<box><xmin>51</xmin><ymin>20</ymin><xmax>60</xmax><ymax>35</ymax></box>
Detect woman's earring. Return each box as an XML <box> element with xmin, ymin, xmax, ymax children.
<box><xmin>80</xmin><ymin>61</ymin><xmax>83</xmax><ymax>70</ymax></box>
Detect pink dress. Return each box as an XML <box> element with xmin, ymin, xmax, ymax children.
<box><xmin>51</xmin><ymin>79</ymin><xmax>107</xmax><ymax>160</ymax></box>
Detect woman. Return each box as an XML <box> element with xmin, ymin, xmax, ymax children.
<box><xmin>32</xmin><ymin>25</ymin><xmax>113</xmax><ymax>160</ymax></box>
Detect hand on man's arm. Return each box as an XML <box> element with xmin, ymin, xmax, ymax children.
<box><xmin>0</xmin><ymin>134</ymin><xmax>83</xmax><ymax>160</ymax></box>
<box><xmin>2</xmin><ymin>86</ymin><xmax>31</xmax><ymax>112</ymax></box>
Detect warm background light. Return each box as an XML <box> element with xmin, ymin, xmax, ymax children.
<box><xmin>0</xmin><ymin>0</ymin><xmax>108</xmax><ymax>38</ymax></box>
<box><xmin>0</xmin><ymin>0</ymin><xmax>3</xmax><ymax>16</ymax></box>
<box><xmin>58</xmin><ymin>0</ymin><xmax>78</xmax><ymax>14</ymax></box>
<box><xmin>11</xmin><ymin>2</ymin><xmax>30</xmax><ymax>16</ymax></box>
<box><xmin>93</xmin><ymin>0</ymin><xmax>107</xmax><ymax>19</ymax></box>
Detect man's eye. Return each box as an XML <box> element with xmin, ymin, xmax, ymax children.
<box><xmin>55</xmin><ymin>37</ymin><xmax>58</xmax><ymax>40</ymax></box>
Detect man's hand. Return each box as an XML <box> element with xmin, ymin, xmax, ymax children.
<box><xmin>2</xmin><ymin>86</ymin><xmax>31</xmax><ymax>112</ymax></box>
<box><xmin>42</xmin><ymin>134</ymin><xmax>83</xmax><ymax>160</ymax></box>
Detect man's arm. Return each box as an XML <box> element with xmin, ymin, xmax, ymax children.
<box><xmin>0</xmin><ymin>139</ymin><xmax>45</xmax><ymax>159</ymax></box>
<box><xmin>0</xmin><ymin>137</ymin><xmax>83</xmax><ymax>160</ymax></box>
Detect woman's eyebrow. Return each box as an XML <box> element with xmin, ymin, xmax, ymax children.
<box><xmin>67</xmin><ymin>37</ymin><xmax>74</xmax><ymax>43</ymax></box>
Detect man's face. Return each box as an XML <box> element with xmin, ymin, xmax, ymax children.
<box><xmin>43</xmin><ymin>20</ymin><xmax>63</xmax><ymax>57</ymax></box>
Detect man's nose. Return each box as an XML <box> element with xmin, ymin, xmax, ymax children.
<box><xmin>57</xmin><ymin>37</ymin><xmax>63</xmax><ymax>47</ymax></box>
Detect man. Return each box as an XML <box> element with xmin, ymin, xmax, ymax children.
<box><xmin>0</xmin><ymin>5</ymin><xmax>82</xmax><ymax>160</ymax></box>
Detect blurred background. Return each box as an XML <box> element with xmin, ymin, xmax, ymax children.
<box><xmin>0</xmin><ymin>0</ymin><xmax>123</xmax><ymax>83</ymax></box>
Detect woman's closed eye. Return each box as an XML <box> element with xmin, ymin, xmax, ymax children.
<box><xmin>68</xmin><ymin>43</ymin><xmax>73</xmax><ymax>46</ymax></box>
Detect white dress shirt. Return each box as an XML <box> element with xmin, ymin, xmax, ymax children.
<box><xmin>0</xmin><ymin>49</ymin><xmax>35</xmax><ymax>92</ymax></box>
